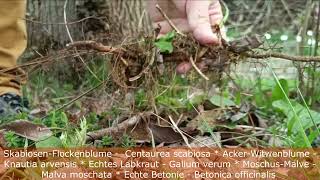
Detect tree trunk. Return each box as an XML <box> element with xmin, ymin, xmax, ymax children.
<box><xmin>26</xmin><ymin>0</ymin><xmax>151</xmax><ymax>52</ymax></box>
<box><xmin>26</xmin><ymin>0</ymin><xmax>83</xmax><ymax>52</ymax></box>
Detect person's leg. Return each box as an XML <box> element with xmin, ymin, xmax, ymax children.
<box><xmin>0</xmin><ymin>0</ymin><xmax>27</xmax><ymax>96</ymax></box>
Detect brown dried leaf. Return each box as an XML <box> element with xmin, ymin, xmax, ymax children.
<box><xmin>229</xmin><ymin>34</ymin><xmax>264</xmax><ymax>53</ymax></box>
<box><xmin>127</xmin><ymin>121</ymin><xmax>150</xmax><ymax>142</ymax></box>
<box><xmin>0</xmin><ymin>120</ymin><xmax>52</xmax><ymax>141</ymax></box>
<box><xmin>148</xmin><ymin>122</ymin><xmax>183</xmax><ymax>144</ymax></box>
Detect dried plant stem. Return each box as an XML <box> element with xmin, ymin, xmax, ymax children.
<box><xmin>245</xmin><ymin>52</ymin><xmax>320</xmax><ymax>62</ymax></box>
<box><xmin>155</xmin><ymin>4</ymin><xmax>186</xmax><ymax>36</ymax></box>
<box><xmin>63</xmin><ymin>0</ymin><xmax>73</xmax><ymax>43</ymax></box>
<box><xmin>0</xmin><ymin>50</ymin><xmax>93</xmax><ymax>73</ymax></box>
<box><xmin>67</xmin><ymin>41</ymin><xmax>122</xmax><ymax>53</ymax></box>
<box><xmin>129</xmin><ymin>47</ymin><xmax>156</xmax><ymax>81</ymax></box>
<box><xmin>6</xmin><ymin>40</ymin><xmax>320</xmax><ymax>76</ymax></box>
<box><xmin>69</xmin><ymin>40</ymin><xmax>320</xmax><ymax>62</ymax></box>
<box><xmin>189</xmin><ymin>57</ymin><xmax>209</xmax><ymax>80</ymax></box>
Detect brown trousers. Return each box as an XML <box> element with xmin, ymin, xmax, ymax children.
<box><xmin>0</xmin><ymin>0</ymin><xmax>27</xmax><ymax>96</ymax></box>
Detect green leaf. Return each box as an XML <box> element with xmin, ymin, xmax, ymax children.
<box><xmin>188</xmin><ymin>89</ymin><xmax>206</xmax><ymax>106</ymax></box>
<box><xmin>230</xmin><ymin>112</ymin><xmax>247</xmax><ymax>122</ymax></box>
<box><xmin>272</xmin><ymin>100</ymin><xmax>320</xmax><ymax>134</ymax></box>
<box><xmin>209</xmin><ymin>95</ymin><xmax>235</xmax><ymax>107</ymax></box>
<box><xmin>272</xmin><ymin>79</ymin><xmax>289</xmax><ymax>101</ymax></box>
<box><xmin>4</xmin><ymin>131</ymin><xmax>25</xmax><ymax>148</ymax></box>
<box><xmin>36</xmin><ymin>136</ymin><xmax>63</xmax><ymax>148</ymax></box>
<box><xmin>154</xmin><ymin>31</ymin><xmax>176</xmax><ymax>53</ymax></box>
<box><xmin>292</xmin><ymin>130</ymin><xmax>319</xmax><ymax>148</ymax></box>
<box><xmin>234</xmin><ymin>92</ymin><xmax>241</xmax><ymax>105</ymax></box>
<box><xmin>270</xmin><ymin>67</ymin><xmax>311</xmax><ymax>147</ymax></box>
<box><xmin>155</xmin><ymin>40</ymin><xmax>174</xmax><ymax>53</ymax></box>
<box><xmin>101</xmin><ymin>135</ymin><xmax>114</xmax><ymax>147</ymax></box>
<box><xmin>161</xmin><ymin>31</ymin><xmax>176</xmax><ymax>41</ymax></box>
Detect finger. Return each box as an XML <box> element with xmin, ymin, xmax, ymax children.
<box><xmin>209</xmin><ymin>0</ymin><xmax>223</xmax><ymax>26</ymax></box>
<box><xmin>186</xmin><ymin>0</ymin><xmax>221</xmax><ymax>45</ymax></box>
<box><xmin>147</xmin><ymin>0</ymin><xmax>189</xmax><ymax>37</ymax></box>
<box><xmin>153</xmin><ymin>19</ymin><xmax>190</xmax><ymax>37</ymax></box>
<box><xmin>147</xmin><ymin>0</ymin><xmax>186</xmax><ymax>22</ymax></box>
<box><xmin>176</xmin><ymin>62</ymin><xmax>192</xmax><ymax>74</ymax></box>
<box><xmin>186</xmin><ymin>0</ymin><xmax>225</xmax><ymax>44</ymax></box>
<box><xmin>176</xmin><ymin>61</ymin><xmax>207</xmax><ymax>74</ymax></box>
<box><xmin>209</xmin><ymin>1</ymin><xmax>226</xmax><ymax>38</ymax></box>
<box><xmin>146</xmin><ymin>0</ymin><xmax>169</xmax><ymax>22</ymax></box>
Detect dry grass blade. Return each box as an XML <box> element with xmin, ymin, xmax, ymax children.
<box><xmin>168</xmin><ymin>116</ymin><xmax>191</xmax><ymax>148</ymax></box>
<box><xmin>0</xmin><ymin>50</ymin><xmax>90</xmax><ymax>73</ymax></box>
<box><xmin>129</xmin><ymin>47</ymin><xmax>156</xmax><ymax>81</ymax></box>
<box><xmin>42</xmin><ymin>74</ymin><xmax>111</xmax><ymax>119</ymax></box>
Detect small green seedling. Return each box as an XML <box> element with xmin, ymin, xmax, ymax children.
<box><xmin>4</xmin><ymin>131</ymin><xmax>25</xmax><ymax>148</ymax></box>
<box><xmin>121</xmin><ymin>134</ymin><xmax>136</xmax><ymax>148</ymax></box>
<box><xmin>101</xmin><ymin>135</ymin><xmax>114</xmax><ymax>147</ymax></box>
<box><xmin>154</xmin><ymin>31</ymin><xmax>176</xmax><ymax>53</ymax></box>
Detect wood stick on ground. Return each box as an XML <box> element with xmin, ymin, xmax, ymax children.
<box><xmin>86</xmin><ymin>111</ymin><xmax>152</xmax><ymax>142</ymax></box>
<box><xmin>67</xmin><ymin>41</ymin><xmax>123</xmax><ymax>54</ymax></box>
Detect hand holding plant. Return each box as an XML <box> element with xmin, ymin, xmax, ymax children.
<box><xmin>147</xmin><ymin>0</ymin><xmax>224</xmax><ymax>74</ymax></box>
<box><xmin>147</xmin><ymin>0</ymin><xmax>223</xmax><ymax>45</ymax></box>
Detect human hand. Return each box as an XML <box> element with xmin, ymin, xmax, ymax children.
<box><xmin>147</xmin><ymin>0</ymin><xmax>223</xmax><ymax>45</ymax></box>
<box><xmin>147</xmin><ymin>0</ymin><xmax>224</xmax><ymax>74</ymax></box>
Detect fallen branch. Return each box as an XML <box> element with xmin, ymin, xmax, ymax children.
<box><xmin>66</xmin><ymin>41</ymin><xmax>123</xmax><ymax>54</ymax></box>
<box><xmin>86</xmin><ymin>111</ymin><xmax>152</xmax><ymax>142</ymax></box>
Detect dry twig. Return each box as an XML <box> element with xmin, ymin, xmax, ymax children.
<box><xmin>67</xmin><ymin>40</ymin><xmax>320</xmax><ymax>62</ymax></box>
<box><xmin>67</xmin><ymin>41</ymin><xmax>122</xmax><ymax>54</ymax></box>
<box><xmin>129</xmin><ymin>47</ymin><xmax>156</xmax><ymax>82</ymax></box>
<box><xmin>86</xmin><ymin>111</ymin><xmax>152</xmax><ymax>142</ymax></box>
<box><xmin>245</xmin><ymin>52</ymin><xmax>320</xmax><ymax>62</ymax></box>
<box><xmin>189</xmin><ymin>57</ymin><xmax>209</xmax><ymax>80</ymax></box>
<box><xmin>168</xmin><ymin>116</ymin><xmax>191</xmax><ymax>148</ymax></box>
<box><xmin>0</xmin><ymin>50</ymin><xmax>93</xmax><ymax>73</ymax></box>
<box><xmin>155</xmin><ymin>4</ymin><xmax>186</xmax><ymax>36</ymax></box>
